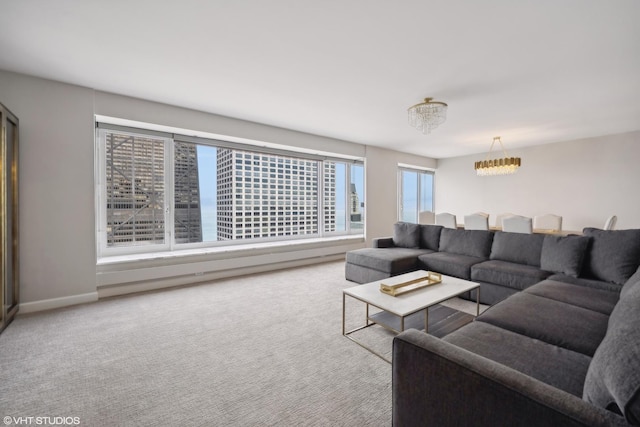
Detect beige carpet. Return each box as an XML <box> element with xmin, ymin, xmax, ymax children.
<box><xmin>0</xmin><ymin>261</ymin><xmax>482</xmax><ymax>426</ymax></box>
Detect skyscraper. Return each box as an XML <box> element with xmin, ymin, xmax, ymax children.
<box><xmin>174</xmin><ymin>142</ymin><xmax>203</xmax><ymax>243</ymax></box>
<box><xmin>323</xmin><ymin>162</ymin><xmax>337</xmax><ymax>232</ymax></box>
<box><xmin>105</xmin><ymin>133</ymin><xmax>202</xmax><ymax>246</ymax></box>
<box><xmin>105</xmin><ymin>132</ymin><xmax>167</xmax><ymax>247</ymax></box>
<box><xmin>216</xmin><ymin>148</ymin><xmax>319</xmax><ymax>240</ymax></box>
<box><xmin>350</xmin><ymin>183</ymin><xmax>361</xmax><ymax>222</ymax></box>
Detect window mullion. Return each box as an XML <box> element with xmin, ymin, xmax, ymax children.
<box><xmin>416</xmin><ymin>172</ymin><xmax>421</xmax><ymax>222</ymax></box>
<box><xmin>346</xmin><ymin>165</ymin><xmax>351</xmax><ymax>234</ymax></box>
<box><xmin>166</xmin><ymin>139</ymin><xmax>175</xmax><ymax>249</ymax></box>
<box><xmin>96</xmin><ymin>129</ymin><xmax>107</xmax><ymax>254</ymax></box>
<box><xmin>398</xmin><ymin>169</ymin><xmax>403</xmax><ymax>221</ymax></box>
<box><xmin>319</xmin><ymin>160</ymin><xmax>325</xmax><ymax>236</ymax></box>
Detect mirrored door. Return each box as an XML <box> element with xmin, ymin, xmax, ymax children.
<box><xmin>0</xmin><ymin>102</ymin><xmax>19</xmax><ymax>334</ymax></box>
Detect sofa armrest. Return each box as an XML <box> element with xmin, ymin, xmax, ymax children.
<box><xmin>373</xmin><ymin>237</ymin><xmax>394</xmax><ymax>248</ymax></box>
<box><xmin>392</xmin><ymin>329</ymin><xmax>628</xmax><ymax>427</ymax></box>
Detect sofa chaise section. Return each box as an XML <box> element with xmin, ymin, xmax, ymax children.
<box><xmin>345</xmin><ymin>222</ymin><xmax>442</xmax><ymax>283</ymax></box>
<box><xmin>345</xmin><ymin>247</ymin><xmax>434</xmax><ymax>283</ymax></box>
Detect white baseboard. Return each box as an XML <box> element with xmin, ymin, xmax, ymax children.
<box><xmin>19</xmin><ymin>292</ymin><xmax>99</xmax><ymax>314</ymax></box>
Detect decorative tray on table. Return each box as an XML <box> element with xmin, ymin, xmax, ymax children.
<box><xmin>379</xmin><ymin>271</ymin><xmax>442</xmax><ymax>296</ymax></box>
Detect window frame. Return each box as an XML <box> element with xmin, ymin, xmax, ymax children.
<box><xmin>95</xmin><ymin>121</ymin><xmax>365</xmax><ymax>258</ymax></box>
<box><xmin>397</xmin><ymin>164</ymin><xmax>435</xmax><ymax>224</ymax></box>
<box><xmin>96</xmin><ymin>127</ymin><xmax>174</xmax><ymax>256</ymax></box>
<box><xmin>322</xmin><ymin>160</ymin><xmax>365</xmax><ymax>236</ymax></box>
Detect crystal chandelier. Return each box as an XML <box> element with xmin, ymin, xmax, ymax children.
<box><xmin>474</xmin><ymin>136</ymin><xmax>521</xmax><ymax>176</ymax></box>
<box><xmin>408</xmin><ymin>97</ymin><xmax>448</xmax><ymax>134</ymax></box>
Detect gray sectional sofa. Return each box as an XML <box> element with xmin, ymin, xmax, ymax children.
<box><xmin>345</xmin><ymin>222</ymin><xmax>632</xmax><ymax>304</ymax></box>
<box><xmin>344</xmin><ymin>222</ymin><xmax>640</xmax><ymax>426</ymax></box>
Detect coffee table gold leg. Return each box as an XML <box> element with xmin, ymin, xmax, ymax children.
<box><xmin>365</xmin><ymin>303</ymin><xmax>369</xmax><ymax>325</ymax></box>
<box><xmin>476</xmin><ymin>287</ymin><xmax>480</xmax><ymax>316</ymax></box>
<box><xmin>425</xmin><ymin>308</ymin><xmax>429</xmax><ymax>333</ymax></box>
<box><xmin>342</xmin><ymin>293</ymin><xmax>346</xmax><ymax>335</ymax></box>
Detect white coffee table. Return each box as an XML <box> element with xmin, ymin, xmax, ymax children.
<box><xmin>342</xmin><ymin>270</ymin><xmax>480</xmax><ymax>363</ymax></box>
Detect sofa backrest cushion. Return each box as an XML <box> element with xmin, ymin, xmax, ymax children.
<box><xmin>439</xmin><ymin>228</ymin><xmax>494</xmax><ymax>258</ymax></box>
<box><xmin>582</xmin><ymin>228</ymin><xmax>640</xmax><ymax>285</ymax></box>
<box><xmin>393</xmin><ymin>222</ymin><xmax>420</xmax><ymax>248</ymax></box>
<box><xmin>419</xmin><ymin>225</ymin><xmax>443</xmax><ymax>250</ymax></box>
<box><xmin>489</xmin><ymin>231</ymin><xmax>545</xmax><ymax>267</ymax></box>
<box><xmin>540</xmin><ymin>235</ymin><xmax>591</xmax><ymax>277</ymax></box>
<box><xmin>583</xmin><ymin>280</ymin><xmax>640</xmax><ymax>424</ymax></box>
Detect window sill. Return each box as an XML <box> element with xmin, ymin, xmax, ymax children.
<box><xmin>97</xmin><ymin>234</ymin><xmax>364</xmax><ymax>266</ymax></box>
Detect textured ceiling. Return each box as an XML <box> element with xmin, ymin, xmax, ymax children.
<box><xmin>1</xmin><ymin>0</ymin><xmax>639</xmax><ymax>158</ymax></box>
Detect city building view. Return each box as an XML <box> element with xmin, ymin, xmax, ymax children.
<box><xmin>105</xmin><ymin>132</ymin><xmax>167</xmax><ymax>247</ymax></box>
<box><xmin>104</xmin><ymin>131</ymin><xmax>364</xmax><ymax>249</ymax></box>
<box><xmin>174</xmin><ymin>142</ymin><xmax>203</xmax><ymax>243</ymax></box>
<box><xmin>216</xmin><ymin>148</ymin><xmax>319</xmax><ymax>240</ymax></box>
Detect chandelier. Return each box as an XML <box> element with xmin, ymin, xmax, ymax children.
<box><xmin>474</xmin><ymin>136</ymin><xmax>521</xmax><ymax>176</ymax></box>
<box><xmin>408</xmin><ymin>97</ymin><xmax>448</xmax><ymax>134</ymax></box>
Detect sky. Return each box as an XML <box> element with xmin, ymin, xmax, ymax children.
<box><xmin>196</xmin><ymin>145</ymin><xmax>218</xmax><ymax>241</ymax></box>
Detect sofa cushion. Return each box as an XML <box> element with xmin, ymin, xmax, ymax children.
<box><xmin>393</xmin><ymin>222</ymin><xmax>421</xmax><ymax>248</ymax></box>
<box><xmin>476</xmin><ymin>292</ymin><xmax>609</xmax><ymax>356</ymax></box>
<box><xmin>583</xmin><ymin>278</ymin><xmax>640</xmax><ymax>424</ymax></box>
<box><xmin>540</xmin><ymin>234</ymin><xmax>590</xmax><ymax>277</ymax></box>
<box><xmin>419</xmin><ymin>224</ymin><xmax>443</xmax><ymax>251</ymax></box>
<box><xmin>582</xmin><ymin>228</ymin><xmax>640</xmax><ymax>285</ymax></box>
<box><xmin>547</xmin><ymin>273</ymin><xmax>622</xmax><ymax>293</ymax></box>
<box><xmin>438</xmin><ymin>228</ymin><xmax>494</xmax><ymax>258</ymax></box>
<box><xmin>346</xmin><ymin>247</ymin><xmax>433</xmax><ymax>274</ymax></box>
<box><xmin>489</xmin><ymin>231</ymin><xmax>545</xmax><ymax>267</ymax></box>
<box><xmin>524</xmin><ymin>280</ymin><xmax>619</xmax><ymax>315</ymax></box>
<box><xmin>444</xmin><ymin>321</ymin><xmax>592</xmax><ymax>397</ymax></box>
<box><xmin>471</xmin><ymin>260</ymin><xmax>552</xmax><ymax>291</ymax></box>
<box><xmin>418</xmin><ymin>252</ymin><xmax>485</xmax><ymax>280</ymax></box>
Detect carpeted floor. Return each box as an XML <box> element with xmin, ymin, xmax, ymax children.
<box><xmin>0</xmin><ymin>261</ymin><xmax>482</xmax><ymax>426</ymax></box>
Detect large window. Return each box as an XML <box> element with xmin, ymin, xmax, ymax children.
<box><xmin>96</xmin><ymin>124</ymin><xmax>364</xmax><ymax>256</ymax></box>
<box><xmin>398</xmin><ymin>167</ymin><xmax>434</xmax><ymax>223</ymax></box>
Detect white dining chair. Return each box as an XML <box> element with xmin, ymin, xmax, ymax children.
<box><xmin>533</xmin><ymin>214</ymin><xmax>563</xmax><ymax>231</ymax></box>
<box><xmin>495</xmin><ymin>213</ymin><xmax>515</xmax><ymax>229</ymax></box>
<box><xmin>502</xmin><ymin>215</ymin><xmax>533</xmax><ymax>234</ymax></box>
<box><xmin>435</xmin><ymin>212</ymin><xmax>457</xmax><ymax>229</ymax></box>
<box><xmin>464</xmin><ymin>213</ymin><xmax>489</xmax><ymax>230</ymax></box>
<box><xmin>418</xmin><ymin>210</ymin><xmax>435</xmax><ymax>225</ymax></box>
<box><xmin>604</xmin><ymin>215</ymin><xmax>617</xmax><ymax>230</ymax></box>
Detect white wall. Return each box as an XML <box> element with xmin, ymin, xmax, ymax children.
<box><xmin>436</xmin><ymin>131</ymin><xmax>640</xmax><ymax>231</ymax></box>
<box><xmin>0</xmin><ymin>71</ymin><xmax>97</xmax><ymax>310</ymax></box>
<box><xmin>0</xmin><ymin>69</ymin><xmax>435</xmax><ymax>310</ymax></box>
<box><xmin>366</xmin><ymin>145</ymin><xmax>436</xmax><ymax>239</ymax></box>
